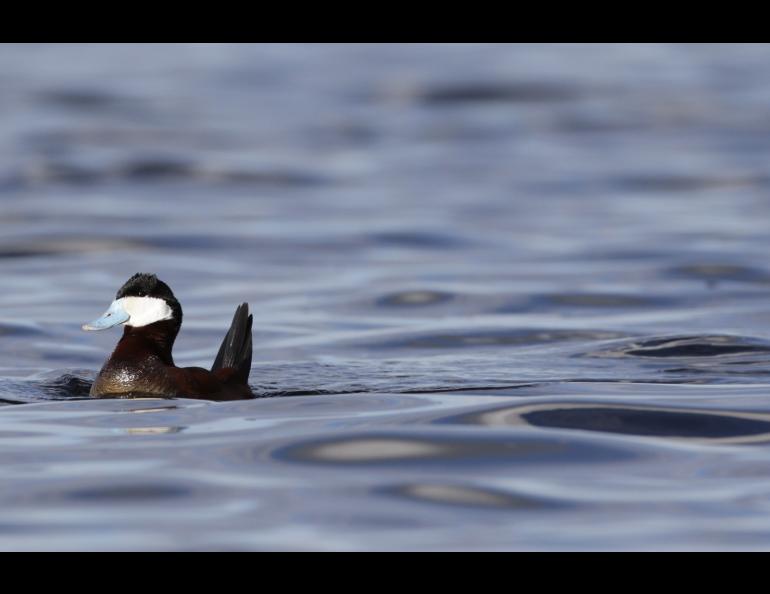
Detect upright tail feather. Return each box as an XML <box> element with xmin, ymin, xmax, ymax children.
<box><xmin>211</xmin><ymin>303</ymin><xmax>253</xmax><ymax>385</ymax></box>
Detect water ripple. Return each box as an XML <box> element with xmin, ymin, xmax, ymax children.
<box><xmin>586</xmin><ymin>336</ymin><xmax>770</xmax><ymax>359</ymax></box>
<box><xmin>441</xmin><ymin>401</ymin><xmax>770</xmax><ymax>444</ymax></box>
<box><xmin>273</xmin><ymin>430</ymin><xmax>637</xmax><ymax>467</ymax></box>
<box><xmin>4</xmin><ymin>43</ymin><xmax>770</xmax><ymax>550</ymax></box>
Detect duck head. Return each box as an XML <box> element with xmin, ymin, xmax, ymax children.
<box><xmin>83</xmin><ymin>273</ymin><xmax>183</xmax><ymax>333</ymax></box>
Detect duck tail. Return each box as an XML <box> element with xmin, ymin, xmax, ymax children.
<box><xmin>211</xmin><ymin>303</ymin><xmax>253</xmax><ymax>385</ymax></box>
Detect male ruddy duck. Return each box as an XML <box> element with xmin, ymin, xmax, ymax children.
<box><xmin>83</xmin><ymin>273</ymin><xmax>254</xmax><ymax>401</ymax></box>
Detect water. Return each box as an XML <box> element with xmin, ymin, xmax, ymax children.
<box><xmin>3</xmin><ymin>43</ymin><xmax>770</xmax><ymax>550</ymax></box>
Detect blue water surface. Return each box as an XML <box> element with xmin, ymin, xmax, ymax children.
<box><xmin>3</xmin><ymin>43</ymin><xmax>770</xmax><ymax>550</ymax></box>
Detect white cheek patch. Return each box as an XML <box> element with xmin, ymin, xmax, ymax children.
<box><xmin>118</xmin><ymin>296</ymin><xmax>174</xmax><ymax>327</ymax></box>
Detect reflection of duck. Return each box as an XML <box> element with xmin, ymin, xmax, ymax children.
<box><xmin>83</xmin><ymin>273</ymin><xmax>253</xmax><ymax>401</ymax></box>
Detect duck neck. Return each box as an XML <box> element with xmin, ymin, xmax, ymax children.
<box><xmin>119</xmin><ymin>319</ymin><xmax>181</xmax><ymax>366</ymax></box>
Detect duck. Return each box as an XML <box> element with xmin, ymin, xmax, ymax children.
<box><xmin>82</xmin><ymin>273</ymin><xmax>254</xmax><ymax>401</ymax></box>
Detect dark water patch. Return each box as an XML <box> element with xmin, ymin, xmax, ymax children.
<box><xmin>628</xmin><ymin>343</ymin><xmax>770</xmax><ymax>358</ymax></box>
<box><xmin>666</xmin><ymin>264</ymin><xmax>770</xmax><ymax>284</ymax></box>
<box><xmin>0</xmin><ymin>245</ymin><xmax>61</xmax><ymax>259</ymax></box>
<box><xmin>377</xmin><ymin>290</ymin><xmax>454</xmax><ymax>308</ymax></box>
<box><xmin>369</xmin><ymin>231</ymin><xmax>469</xmax><ymax>249</ymax></box>
<box><xmin>524</xmin><ymin>407</ymin><xmax>770</xmax><ymax>440</ymax></box>
<box><xmin>442</xmin><ymin>402</ymin><xmax>770</xmax><ymax>442</ymax></box>
<box><xmin>373</xmin><ymin>328</ymin><xmax>627</xmax><ymax>350</ymax></box>
<box><xmin>274</xmin><ymin>431</ymin><xmax>634</xmax><ymax>467</ymax></box>
<box><xmin>119</xmin><ymin>158</ymin><xmax>196</xmax><ymax>181</ymax></box>
<box><xmin>663</xmin><ymin>365</ymin><xmax>770</xmax><ymax>379</ymax></box>
<box><xmin>37</xmin><ymin>88</ymin><xmax>136</xmax><ymax>112</ymax></box>
<box><xmin>382</xmin><ymin>482</ymin><xmax>562</xmax><ymax>511</ymax></box>
<box><xmin>499</xmin><ymin>292</ymin><xmax>676</xmax><ymax>313</ymax></box>
<box><xmin>416</xmin><ymin>81</ymin><xmax>579</xmax><ymax>106</ymax></box>
<box><xmin>63</xmin><ymin>483</ymin><xmax>190</xmax><ymax>502</ymax></box>
<box><xmin>8</xmin><ymin>158</ymin><xmax>331</xmax><ymax>189</ymax></box>
<box><xmin>614</xmin><ymin>173</ymin><xmax>767</xmax><ymax>193</ymax></box>
<box><xmin>0</xmin><ymin>322</ymin><xmax>44</xmax><ymax>337</ymax></box>
<box><xmin>586</xmin><ymin>335</ymin><xmax>770</xmax><ymax>359</ymax></box>
<box><xmin>626</xmin><ymin>336</ymin><xmax>770</xmax><ymax>357</ymax></box>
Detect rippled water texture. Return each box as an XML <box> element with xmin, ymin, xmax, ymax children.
<box><xmin>4</xmin><ymin>43</ymin><xmax>770</xmax><ymax>550</ymax></box>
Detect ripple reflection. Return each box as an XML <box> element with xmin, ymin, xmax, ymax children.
<box><xmin>383</xmin><ymin>482</ymin><xmax>563</xmax><ymax>511</ymax></box>
<box><xmin>274</xmin><ymin>431</ymin><xmax>636</xmax><ymax>467</ymax></box>
<box><xmin>444</xmin><ymin>401</ymin><xmax>770</xmax><ymax>445</ymax></box>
